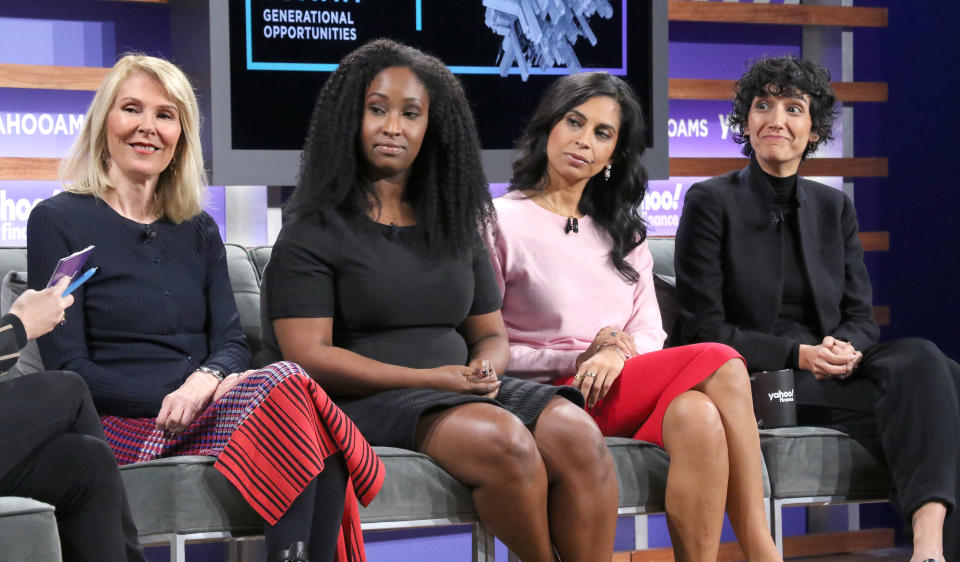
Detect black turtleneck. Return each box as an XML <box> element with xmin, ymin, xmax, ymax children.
<box><xmin>762</xmin><ymin>170</ymin><xmax>818</xmax><ymax>369</ymax></box>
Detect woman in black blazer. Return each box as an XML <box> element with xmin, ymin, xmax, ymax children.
<box><xmin>675</xmin><ymin>56</ymin><xmax>959</xmax><ymax>562</ymax></box>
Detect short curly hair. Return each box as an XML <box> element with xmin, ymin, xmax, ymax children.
<box><xmin>288</xmin><ymin>39</ymin><xmax>494</xmax><ymax>254</ymax></box>
<box><xmin>729</xmin><ymin>55</ymin><xmax>838</xmax><ymax>160</ymax></box>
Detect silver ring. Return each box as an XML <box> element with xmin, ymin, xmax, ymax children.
<box><xmin>610</xmin><ymin>330</ymin><xmax>618</xmax><ymax>337</ymax></box>
<box><xmin>585</xmin><ymin>372</ymin><xmax>597</xmax><ymax>379</ymax></box>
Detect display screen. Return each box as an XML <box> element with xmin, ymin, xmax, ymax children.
<box><xmin>228</xmin><ymin>0</ymin><xmax>652</xmax><ymax>152</ymax></box>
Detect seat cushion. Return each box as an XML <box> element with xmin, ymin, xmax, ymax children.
<box><xmin>0</xmin><ymin>249</ymin><xmax>27</xmax><ymax>281</ymax></box>
<box><xmin>248</xmin><ymin>246</ymin><xmax>272</xmax><ymax>280</ymax></box>
<box><xmin>225</xmin><ymin>243</ymin><xmax>263</xmax><ymax>364</ymax></box>
<box><xmin>607</xmin><ymin>437</ymin><xmax>670</xmax><ymax>511</ymax></box>
<box><xmin>119</xmin><ymin>456</ymin><xmax>262</xmax><ymax>537</ymax></box>
<box><xmin>121</xmin><ymin>447</ymin><xmax>481</xmax><ymax>537</ymax></box>
<box><xmin>647</xmin><ymin>238</ymin><xmax>675</xmax><ymax>278</ymax></box>
<box><xmin>653</xmin><ymin>273</ymin><xmax>677</xmax><ymax>339</ymax></box>
<box><xmin>360</xmin><ymin>447</ymin><xmax>475</xmax><ymax>525</ymax></box>
<box><xmin>0</xmin><ymin>496</ymin><xmax>61</xmax><ymax>561</ymax></box>
<box><xmin>760</xmin><ymin>426</ymin><xmax>891</xmax><ymax>500</ymax></box>
<box><xmin>608</xmin><ymin>436</ymin><xmax>771</xmax><ymax>512</ymax></box>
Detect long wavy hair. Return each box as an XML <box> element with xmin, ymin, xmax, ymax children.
<box><xmin>509</xmin><ymin>72</ymin><xmax>648</xmax><ymax>283</ymax></box>
<box><xmin>287</xmin><ymin>39</ymin><xmax>494</xmax><ymax>253</ymax></box>
<box><xmin>729</xmin><ymin>55</ymin><xmax>838</xmax><ymax>160</ymax></box>
<box><xmin>60</xmin><ymin>53</ymin><xmax>206</xmax><ymax>223</ymax></box>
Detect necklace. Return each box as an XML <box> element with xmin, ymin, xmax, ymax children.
<box><xmin>536</xmin><ymin>194</ymin><xmax>579</xmax><ymax>234</ymax></box>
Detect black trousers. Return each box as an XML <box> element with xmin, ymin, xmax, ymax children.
<box><xmin>797</xmin><ymin>337</ymin><xmax>960</xmax><ymax>559</ymax></box>
<box><xmin>0</xmin><ymin>371</ymin><xmax>145</xmax><ymax>562</ymax></box>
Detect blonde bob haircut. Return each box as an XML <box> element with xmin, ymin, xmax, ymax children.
<box><xmin>60</xmin><ymin>54</ymin><xmax>207</xmax><ymax>224</ymax></box>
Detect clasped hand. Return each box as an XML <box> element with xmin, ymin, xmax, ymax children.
<box><xmin>426</xmin><ymin>360</ymin><xmax>500</xmax><ymax>399</ymax></box>
<box><xmin>799</xmin><ymin>336</ymin><xmax>863</xmax><ymax>381</ymax></box>
<box><xmin>574</xmin><ymin>326</ymin><xmax>636</xmax><ymax>408</ymax></box>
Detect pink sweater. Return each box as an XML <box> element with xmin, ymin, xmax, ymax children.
<box><xmin>489</xmin><ymin>194</ymin><xmax>667</xmax><ymax>383</ymax></box>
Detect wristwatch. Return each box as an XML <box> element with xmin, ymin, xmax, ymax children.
<box><xmin>197</xmin><ymin>365</ymin><xmax>225</xmax><ymax>382</ymax></box>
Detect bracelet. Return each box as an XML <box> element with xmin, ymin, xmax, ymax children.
<box><xmin>197</xmin><ymin>366</ymin><xmax>225</xmax><ymax>382</ymax></box>
<box><xmin>597</xmin><ymin>343</ymin><xmax>630</xmax><ymax>361</ymax></box>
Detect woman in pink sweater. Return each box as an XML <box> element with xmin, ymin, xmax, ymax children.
<box><xmin>489</xmin><ymin>72</ymin><xmax>780</xmax><ymax>561</ymax></box>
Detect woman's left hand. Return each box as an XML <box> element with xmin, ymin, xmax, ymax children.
<box><xmin>155</xmin><ymin>371</ymin><xmax>219</xmax><ymax>433</ymax></box>
<box><xmin>576</xmin><ymin>326</ymin><xmax>636</xmax><ymax>370</ymax></box>
<box><xmin>212</xmin><ymin>369</ymin><xmax>257</xmax><ymax>403</ymax></box>
<box><xmin>573</xmin><ymin>347</ymin><xmax>625</xmax><ymax>408</ymax></box>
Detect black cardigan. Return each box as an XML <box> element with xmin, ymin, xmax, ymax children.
<box><xmin>26</xmin><ymin>193</ymin><xmax>250</xmax><ymax>417</ymax></box>
<box><xmin>674</xmin><ymin>157</ymin><xmax>880</xmax><ymax>411</ymax></box>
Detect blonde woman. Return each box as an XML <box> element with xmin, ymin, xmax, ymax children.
<box><xmin>27</xmin><ymin>54</ymin><xmax>383</xmax><ymax>562</ymax></box>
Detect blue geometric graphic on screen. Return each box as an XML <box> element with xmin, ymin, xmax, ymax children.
<box><xmin>245</xmin><ymin>0</ymin><xmax>625</xmax><ymax>75</ymax></box>
<box><xmin>482</xmin><ymin>0</ymin><xmax>613</xmax><ymax>81</ymax></box>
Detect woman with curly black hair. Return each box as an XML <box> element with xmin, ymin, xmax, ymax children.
<box><xmin>489</xmin><ymin>71</ymin><xmax>780</xmax><ymax>560</ymax></box>
<box><xmin>675</xmin><ymin>55</ymin><xmax>960</xmax><ymax>562</ymax></box>
<box><xmin>263</xmin><ymin>39</ymin><xmax>619</xmax><ymax>561</ymax></box>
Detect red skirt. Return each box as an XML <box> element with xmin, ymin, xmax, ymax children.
<box><xmin>555</xmin><ymin>343</ymin><xmax>742</xmax><ymax>447</ymax></box>
<box><xmin>101</xmin><ymin>361</ymin><xmax>384</xmax><ymax>562</ymax></box>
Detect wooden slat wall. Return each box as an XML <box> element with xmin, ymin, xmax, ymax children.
<box><xmin>670</xmin><ymin>157</ymin><xmax>888</xmax><ymax>178</ymax></box>
<box><xmin>669</xmin><ymin>79</ymin><xmax>888</xmax><ymax>102</ymax></box>
<box><xmin>0</xmin><ymin>63</ymin><xmax>108</xmax><ymax>91</ymax></box>
<box><xmin>858</xmin><ymin>231</ymin><xmax>890</xmax><ymax>252</ymax></box>
<box><xmin>0</xmin><ymin>157</ymin><xmax>60</xmax><ymax>181</ymax></box>
<box><xmin>668</xmin><ymin>1</ymin><xmax>888</xmax><ymax>27</ymax></box>
<box><xmin>875</xmin><ymin>306</ymin><xmax>891</xmax><ymax>326</ymax></box>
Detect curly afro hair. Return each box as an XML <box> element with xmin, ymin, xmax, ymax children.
<box><xmin>729</xmin><ymin>55</ymin><xmax>838</xmax><ymax>160</ymax></box>
<box><xmin>287</xmin><ymin>39</ymin><xmax>494</xmax><ymax>254</ymax></box>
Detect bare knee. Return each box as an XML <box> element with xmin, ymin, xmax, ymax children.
<box><xmin>703</xmin><ymin>358</ymin><xmax>751</xmax><ymax>394</ymax></box>
<box><xmin>662</xmin><ymin>391</ymin><xmax>726</xmax><ymax>454</ymax></box>
<box><xmin>443</xmin><ymin>407</ymin><xmax>543</xmax><ymax>480</ymax></box>
<box><xmin>535</xmin><ymin>399</ymin><xmax>613</xmax><ymax>476</ymax></box>
<box><xmin>486</xmin><ymin>417</ymin><xmax>544</xmax><ymax>480</ymax></box>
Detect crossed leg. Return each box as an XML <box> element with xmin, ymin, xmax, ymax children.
<box><xmin>661</xmin><ymin>390</ymin><xmax>729</xmax><ymax>561</ymax></box>
<box><xmin>693</xmin><ymin>359</ymin><xmax>780</xmax><ymax>561</ymax></box>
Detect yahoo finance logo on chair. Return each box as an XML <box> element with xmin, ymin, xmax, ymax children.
<box><xmin>767</xmin><ymin>389</ymin><xmax>794</xmax><ymax>403</ymax></box>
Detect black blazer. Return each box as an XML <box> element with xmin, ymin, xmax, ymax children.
<box><xmin>673</xmin><ymin>157</ymin><xmax>881</xmax><ymax>411</ymax></box>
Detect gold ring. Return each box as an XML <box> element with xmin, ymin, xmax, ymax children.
<box><xmin>574</xmin><ymin>374</ymin><xmax>585</xmax><ymax>382</ymax></box>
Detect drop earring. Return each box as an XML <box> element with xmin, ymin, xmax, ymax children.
<box><xmin>604</xmin><ymin>163</ymin><xmax>612</xmax><ymax>181</ymax></box>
